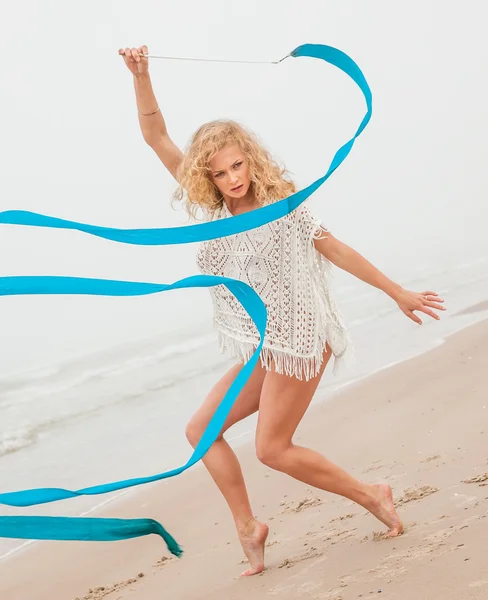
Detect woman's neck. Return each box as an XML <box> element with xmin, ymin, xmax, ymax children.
<box><xmin>223</xmin><ymin>190</ymin><xmax>259</xmax><ymax>216</ymax></box>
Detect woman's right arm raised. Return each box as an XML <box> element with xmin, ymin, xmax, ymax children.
<box><xmin>119</xmin><ymin>46</ymin><xmax>184</xmax><ymax>182</ymax></box>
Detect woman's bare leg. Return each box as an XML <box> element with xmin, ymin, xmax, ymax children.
<box><xmin>185</xmin><ymin>361</ymin><xmax>269</xmax><ymax>576</ymax></box>
<box><xmin>255</xmin><ymin>346</ymin><xmax>403</xmax><ymax>536</ymax></box>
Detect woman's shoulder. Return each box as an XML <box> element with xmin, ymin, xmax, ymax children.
<box><xmin>277</xmin><ymin>201</ymin><xmax>320</xmax><ymax>226</ymax></box>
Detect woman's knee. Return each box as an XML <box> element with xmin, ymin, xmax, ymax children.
<box><xmin>185</xmin><ymin>418</ymin><xmax>206</xmax><ymax>448</ymax></box>
<box><xmin>185</xmin><ymin>416</ymin><xmax>222</xmax><ymax>448</ymax></box>
<box><xmin>255</xmin><ymin>438</ymin><xmax>287</xmax><ymax>470</ymax></box>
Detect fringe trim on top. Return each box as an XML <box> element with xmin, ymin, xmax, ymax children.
<box><xmin>217</xmin><ymin>330</ymin><xmax>330</xmax><ymax>381</ymax></box>
<box><xmin>217</xmin><ymin>328</ymin><xmax>355</xmax><ymax>380</ymax></box>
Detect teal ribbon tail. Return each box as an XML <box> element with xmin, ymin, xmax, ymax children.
<box><xmin>0</xmin><ymin>516</ymin><xmax>183</xmax><ymax>557</ymax></box>
<box><xmin>0</xmin><ymin>42</ymin><xmax>373</xmax><ymax>554</ymax></box>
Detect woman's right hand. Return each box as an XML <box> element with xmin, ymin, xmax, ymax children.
<box><xmin>118</xmin><ymin>46</ymin><xmax>149</xmax><ymax>77</ymax></box>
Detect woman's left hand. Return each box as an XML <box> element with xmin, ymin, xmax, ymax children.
<box><xmin>392</xmin><ymin>288</ymin><xmax>446</xmax><ymax>325</ymax></box>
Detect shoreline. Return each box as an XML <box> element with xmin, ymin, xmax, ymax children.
<box><xmin>1</xmin><ymin>315</ymin><xmax>487</xmax><ymax>598</ymax></box>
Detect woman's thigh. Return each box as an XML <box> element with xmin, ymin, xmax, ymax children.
<box><xmin>186</xmin><ymin>359</ymin><xmax>267</xmax><ymax>444</ymax></box>
<box><xmin>256</xmin><ymin>346</ymin><xmax>332</xmax><ymax>450</ymax></box>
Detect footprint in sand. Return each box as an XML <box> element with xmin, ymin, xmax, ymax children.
<box><xmin>153</xmin><ymin>556</ymin><xmax>175</xmax><ymax>568</ymax></box>
<box><xmin>277</xmin><ymin>546</ymin><xmax>324</xmax><ymax>569</ymax></box>
<box><xmin>372</xmin><ymin>529</ymin><xmax>394</xmax><ymax>542</ymax></box>
<box><xmin>280</xmin><ymin>496</ymin><xmax>322</xmax><ymax>514</ymax></box>
<box><xmin>330</xmin><ymin>513</ymin><xmax>355</xmax><ymax>523</ymax></box>
<box><xmin>395</xmin><ymin>485</ymin><xmax>439</xmax><ymax>507</ymax></box>
<box><xmin>421</xmin><ymin>454</ymin><xmax>441</xmax><ymax>463</ymax></box>
<box><xmin>362</xmin><ymin>461</ymin><xmax>390</xmax><ymax>474</ymax></box>
<box><xmin>462</xmin><ymin>473</ymin><xmax>488</xmax><ymax>485</ymax></box>
<box><xmin>324</xmin><ymin>527</ymin><xmax>358</xmax><ymax>546</ymax></box>
<box><xmin>76</xmin><ymin>573</ymin><xmax>145</xmax><ymax>600</ymax></box>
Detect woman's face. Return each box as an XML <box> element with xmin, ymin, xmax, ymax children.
<box><xmin>208</xmin><ymin>144</ymin><xmax>251</xmax><ymax>200</ymax></box>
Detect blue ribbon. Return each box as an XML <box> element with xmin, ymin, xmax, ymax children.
<box><xmin>0</xmin><ymin>43</ymin><xmax>372</xmax><ymax>557</ymax></box>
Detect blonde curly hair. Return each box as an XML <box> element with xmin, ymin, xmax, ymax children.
<box><xmin>172</xmin><ymin>119</ymin><xmax>296</xmax><ymax>220</ymax></box>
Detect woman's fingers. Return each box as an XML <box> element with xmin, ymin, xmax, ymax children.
<box><xmin>118</xmin><ymin>45</ymin><xmax>148</xmax><ymax>71</ymax></box>
<box><xmin>398</xmin><ymin>289</ymin><xmax>446</xmax><ymax>325</ymax></box>
<box><xmin>422</xmin><ymin>291</ymin><xmax>445</xmax><ymax>302</ymax></box>
<box><xmin>421</xmin><ymin>306</ymin><xmax>440</xmax><ymax>320</ymax></box>
<box><xmin>424</xmin><ymin>301</ymin><xmax>446</xmax><ymax>311</ymax></box>
<box><xmin>405</xmin><ymin>309</ymin><xmax>422</xmax><ymax>325</ymax></box>
<box><xmin>414</xmin><ymin>300</ymin><xmax>441</xmax><ymax>320</ymax></box>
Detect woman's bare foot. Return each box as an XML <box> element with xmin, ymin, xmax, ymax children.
<box><xmin>238</xmin><ymin>518</ymin><xmax>269</xmax><ymax>576</ymax></box>
<box><xmin>366</xmin><ymin>483</ymin><xmax>404</xmax><ymax>537</ymax></box>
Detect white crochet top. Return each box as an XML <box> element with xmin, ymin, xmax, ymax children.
<box><xmin>196</xmin><ymin>202</ymin><xmax>350</xmax><ymax>380</ymax></box>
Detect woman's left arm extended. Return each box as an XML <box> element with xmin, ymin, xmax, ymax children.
<box><xmin>314</xmin><ymin>233</ymin><xmax>446</xmax><ymax>325</ymax></box>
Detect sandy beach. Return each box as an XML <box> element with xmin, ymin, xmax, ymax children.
<box><xmin>1</xmin><ymin>317</ymin><xmax>487</xmax><ymax>600</ymax></box>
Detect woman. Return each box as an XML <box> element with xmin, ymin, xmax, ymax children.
<box><xmin>119</xmin><ymin>45</ymin><xmax>445</xmax><ymax>576</ymax></box>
